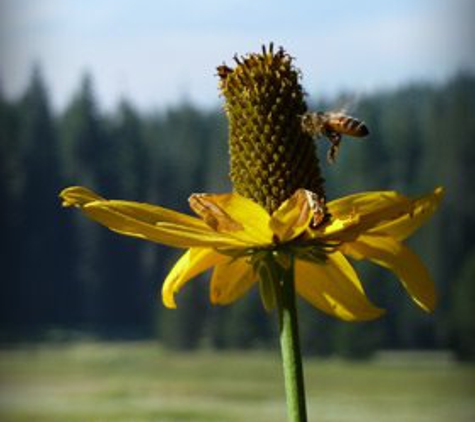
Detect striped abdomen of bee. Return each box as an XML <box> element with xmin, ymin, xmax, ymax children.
<box><xmin>301</xmin><ymin>111</ymin><xmax>369</xmax><ymax>163</ymax></box>
<box><xmin>324</xmin><ymin>113</ymin><xmax>369</xmax><ymax>138</ymax></box>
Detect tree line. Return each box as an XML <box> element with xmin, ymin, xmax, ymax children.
<box><xmin>1</xmin><ymin>68</ymin><xmax>474</xmax><ymax>359</ymax></box>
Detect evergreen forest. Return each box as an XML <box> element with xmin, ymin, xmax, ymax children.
<box><xmin>1</xmin><ymin>69</ymin><xmax>475</xmax><ymax>360</ymax></box>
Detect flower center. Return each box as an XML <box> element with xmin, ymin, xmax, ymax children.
<box><xmin>218</xmin><ymin>44</ymin><xmax>326</xmax><ymax>214</ymax></box>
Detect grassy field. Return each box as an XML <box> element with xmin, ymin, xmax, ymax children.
<box><xmin>0</xmin><ymin>342</ymin><xmax>474</xmax><ymax>422</ymax></box>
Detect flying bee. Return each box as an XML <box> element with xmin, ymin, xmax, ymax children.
<box><xmin>301</xmin><ymin>111</ymin><xmax>369</xmax><ymax>163</ymax></box>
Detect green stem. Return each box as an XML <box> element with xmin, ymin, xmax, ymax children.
<box><xmin>274</xmin><ymin>256</ymin><xmax>308</xmax><ymax>422</ymax></box>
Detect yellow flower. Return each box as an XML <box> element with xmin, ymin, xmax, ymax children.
<box><xmin>60</xmin><ymin>185</ymin><xmax>443</xmax><ymax>322</ymax></box>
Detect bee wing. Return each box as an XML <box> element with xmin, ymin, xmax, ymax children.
<box><xmin>331</xmin><ymin>94</ymin><xmax>363</xmax><ymax>116</ymax></box>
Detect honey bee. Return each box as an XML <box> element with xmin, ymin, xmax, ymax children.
<box><xmin>301</xmin><ymin>111</ymin><xmax>369</xmax><ymax>163</ymax></box>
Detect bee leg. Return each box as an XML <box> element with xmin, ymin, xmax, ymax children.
<box><xmin>326</xmin><ymin>133</ymin><xmax>341</xmax><ymax>164</ymax></box>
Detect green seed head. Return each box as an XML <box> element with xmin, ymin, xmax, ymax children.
<box><xmin>218</xmin><ymin>44</ymin><xmax>325</xmax><ymax>214</ymax></box>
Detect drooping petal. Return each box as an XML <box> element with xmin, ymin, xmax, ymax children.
<box><xmin>210</xmin><ymin>257</ymin><xmax>257</xmax><ymax>305</ymax></box>
<box><xmin>60</xmin><ymin>186</ymin><xmax>105</xmax><ymax>206</ymax></box>
<box><xmin>270</xmin><ymin>189</ymin><xmax>324</xmax><ymax>242</ymax></box>
<box><xmin>189</xmin><ymin>192</ymin><xmax>272</xmax><ymax>245</ymax></box>
<box><xmin>318</xmin><ymin>188</ymin><xmax>442</xmax><ymax>242</ymax></box>
<box><xmin>295</xmin><ymin>252</ymin><xmax>385</xmax><ymax>321</ymax></box>
<box><xmin>315</xmin><ymin>213</ymin><xmax>360</xmax><ymax>238</ymax></box>
<box><xmin>341</xmin><ymin>235</ymin><xmax>437</xmax><ymax>312</ymax></box>
<box><xmin>318</xmin><ymin>190</ymin><xmax>413</xmax><ymax>241</ymax></box>
<box><xmin>162</xmin><ymin>248</ymin><xmax>228</xmax><ymax>308</ymax></box>
<box><xmin>62</xmin><ymin>186</ymin><xmax>210</xmax><ymax>230</ymax></box>
<box><xmin>327</xmin><ymin>190</ymin><xmax>410</xmax><ymax>217</ymax></box>
<box><xmin>60</xmin><ymin>187</ymin><xmax>245</xmax><ymax>249</ymax></box>
<box><xmin>369</xmin><ymin>187</ymin><xmax>444</xmax><ymax>241</ymax></box>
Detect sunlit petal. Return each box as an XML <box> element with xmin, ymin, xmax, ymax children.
<box><xmin>60</xmin><ymin>187</ymin><xmax>245</xmax><ymax>248</ymax></box>
<box><xmin>60</xmin><ymin>186</ymin><xmax>105</xmax><ymax>206</ymax></box>
<box><xmin>162</xmin><ymin>248</ymin><xmax>228</xmax><ymax>308</ymax></box>
<box><xmin>342</xmin><ymin>235</ymin><xmax>437</xmax><ymax>312</ymax></box>
<box><xmin>318</xmin><ymin>191</ymin><xmax>412</xmax><ymax>241</ymax></box>
<box><xmin>295</xmin><ymin>252</ymin><xmax>385</xmax><ymax>321</ymax></box>
<box><xmin>369</xmin><ymin>187</ymin><xmax>444</xmax><ymax>241</ymax></box>
<box><xmin>210</xmin><ymin>257</ymin><xmax>257</xmax><ymax>305</ymax></box>
<box><xmin>189</xmin><ymin>192</ymin><xmax>272</xmax><ymax>245</ymax></box>
<box><xmin>62</xmin><ymin>186</ymin><xmax>210</xmax><ymax>230</ymax></box>
<box><xmin>314</xmin><ymin>213</ymin><xmax>360</xmax><ymax>238</ymax></box>
<box><xmin>328</xmin><ymin>190</ymin><xmax>408</xmax><ymax>215</ymax></box>
<box><xmin>270</xmin><ymin>189</ymin><xmax>320</xmax><ymax>242</ymax></box>
<box><xmin>318</xmin><ymin>188</ymin><xmax>442</xmax><ymax>242</ymax></box>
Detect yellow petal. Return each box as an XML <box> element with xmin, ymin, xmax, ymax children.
<box><xmin>270</xmin><ymin>189</ymin><xmax>325</xmax><ymax>242</ymax></box>
<box><xmin>319</xmin><ymin>188</ymin><xmax>442</xmax><ymax>242</ymax></box>
<box><xmin>342</xmin><ymin>235</ymin><xmax>437</xmax><ymax>312</ymax></box>
<box><xmin>370</xmin><ymin>187</ymin><xmax>444</xmax><ymax>241</ymax></box>
<box><xmin>60</xmin><ymin>186</ymin><xmax>105</xmax><ymax>206</ymax></box>
<box><xmin>295</xmin><ymin>252</ymin><xmax>385</xmax><ymax>321</ymax></box>
<box><xmin>320</xmin><ymin>190</ymin><xmax>412</xmax><ymax>241</ymax></box>
<box><xmin>62</xmin><ymin>186</ymin><xmax>209</xmax><ymax>230</ymax></box>
<box><xmin>189</xmin><ymin>194</ymin><xmax>244</xmax><ymax>232</ymax></box>
<box><xmin>316</xmin><ymin>213</ymin><xmax>360</xmax><ymax>238</ymax></box>
<box><xmin>162</xmin><ymin>248</ymin><xmax>228</xmax><ymax>308</ymax></box>
<box><xmin>60</xmin><ymin>186</ymin><xmax>245</xmax><ymax>248</ymax></box>
<box><xmin>189</xmin><ymin>192</ymin><xmax>272</xmax><ymax>245</ymax></box>
<box><xmin>327</xmin><ymin>190</ymin><xmax>409</xmax><ymax>216</ymax></box>
<box><xmin>210</xmin><ymin>257</ymin><xmax>257</xmax><ymax>305</ymax></box>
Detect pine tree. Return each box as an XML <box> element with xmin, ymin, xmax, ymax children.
<box><xmin>59</xmin><ymin>73</ymin><xmax>109</xmax><ymax>330</ymax></box>
<box><xmin>0</xmin><ymin>84</ymin><xmax>23</xmax><ymax>333</ymax></box>
<box><xmin>14</xmin><ymin>67</ymin><xmax>75</xmax><ymax>331</ymax></box>
<box><xmin>95</xmin><ymin>100</ymin><xmax>153</xmax><ymax>337</ymax></box>
<box><xmin>451</xmin><ymin>249</ymin><xmax>475</xmax><ymax>360</ymax></box>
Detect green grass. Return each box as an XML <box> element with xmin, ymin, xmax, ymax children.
<box><xmin>0</xmin><ymin>342</ymin><xmax>474</xmax><ymax>422</ymax></box>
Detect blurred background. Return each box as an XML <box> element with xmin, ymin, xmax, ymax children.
<box><xmin>1</xmin><ymin>1</ymin><xmax>474</xmax><ymax>421</ymax></box>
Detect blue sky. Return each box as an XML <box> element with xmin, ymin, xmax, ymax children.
<box><xmin>1</xmin><ymin>0</ymin><xmax>474</xmax><ymax>111</ymax></box>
